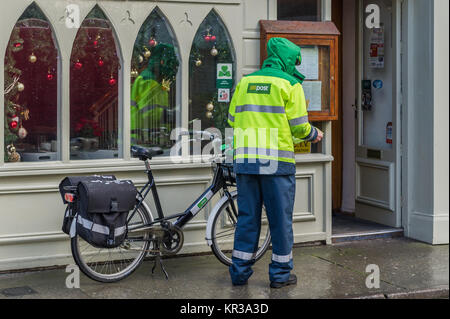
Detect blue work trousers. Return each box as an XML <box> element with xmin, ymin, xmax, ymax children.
<box><xmin>229</xmin><ymin>174</ymin><xmax>296</xmax><ymax>284</ymax></box>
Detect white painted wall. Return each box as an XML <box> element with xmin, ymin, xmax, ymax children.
<box><xmin>432</xmin><ymin>0</ymin><xmax>449</xmax><ymax>244</ymax></box>
<box><xmin>403</xmin><ymin>0</ymin><xmax>449</xmax><ymax>244</ymax></box>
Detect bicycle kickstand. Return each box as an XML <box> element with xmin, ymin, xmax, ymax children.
<box><xmin>151</xmin><ymin>242</ymin><xmax>169</xmax><ymax>280</ymax></box>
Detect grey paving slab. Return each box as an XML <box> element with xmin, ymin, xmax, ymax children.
<box><xmin>0</xmin><ymin>238</ymin><xmax>448</xmax><ymax>299</ymax></box>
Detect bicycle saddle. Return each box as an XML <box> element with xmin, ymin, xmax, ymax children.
<box><xmin>131</xmin><ymin>145</ymin><xmax>164</xmax><ymax>160</ymax></box>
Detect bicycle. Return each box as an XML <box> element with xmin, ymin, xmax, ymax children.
<box><xmin>64</xmin><ymin>131</ymin><xmax>271</xmax><ymax>283</ymax></box>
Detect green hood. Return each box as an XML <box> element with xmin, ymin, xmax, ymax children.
<box><xmin>262</xmin><ymin>37</ymin><xmax>306</xmax><ymax>84</ymax></box>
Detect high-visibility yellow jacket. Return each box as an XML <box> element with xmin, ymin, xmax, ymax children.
<box><xmin>130</xmin><ymin>76</ymin><xmax>168</xmax><ymax>145</ymax></box>
<box><xmin>228</xmin><ymin>37</ymin><xmax>318</xmax><ymax>175</ymax></box>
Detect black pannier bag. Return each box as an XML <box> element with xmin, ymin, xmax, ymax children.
<box><xmin>59</xmin><ymin>175</ymin><xmax>117</xmax><ymax>235</ymax></box>
<box><xmin>77</xmin><ymin>179</ymin><xmax>137</xmax><ymax>248</ymax></box>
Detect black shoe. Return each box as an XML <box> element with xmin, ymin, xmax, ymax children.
<box><xmin>270</xmin><ymin>274</ymin><xmax>297</xmax><ymax>289</ymax></box>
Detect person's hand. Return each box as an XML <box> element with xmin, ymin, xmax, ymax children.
<box><xmin>311</xmin><ymin>128</ymin><xmax>323</xmax><ymax>144</ymax></box>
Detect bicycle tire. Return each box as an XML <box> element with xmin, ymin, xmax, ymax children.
<box><xmin>210</xmin><ymin>192</ymin><xmax>271</xmax><ymax>266</ymax></box>
<box><xmin>71</xmin><ymin>204</ymin><xmax>152</xmax><ymax>283</ymax></box>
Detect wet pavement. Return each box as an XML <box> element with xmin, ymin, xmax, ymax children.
<box><xmin>0</xmin><ymin>237</ymin><xmax>448</xmax><ymax>299</ymax></box>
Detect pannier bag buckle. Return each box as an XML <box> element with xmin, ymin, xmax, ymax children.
<box><xmin>110</xmin><ymin>200</ymin><xmax>119</xmax><ymax>212</ymax></box>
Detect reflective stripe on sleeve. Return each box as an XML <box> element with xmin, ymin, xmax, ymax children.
<box><xmin>235</xmin><ymin>104</ymin><xmax>285</xmax><ymax>114</ymax></box>
<box><xmin>289</xmin><ymin>116</ymin><xmax>309</xmax><ymax>126</ymax></box>
<box><xmin>138</xmin><ymin>104</ymin><xmax>168</xmax><ymax>114</ymax></box>
<box><xmin>228</xmin><ymin>113</ymin><xmax>235</xmax><ymax>122</ymax></box>
<box><xmin>232</xmin><ymin>250</ymin><xmax>256</xmax><ymax>261</ymax></box>
<box><xmin>272</xmin><ymin>251</ymin><xmax>293</xmax><ymax>263</ymax></box>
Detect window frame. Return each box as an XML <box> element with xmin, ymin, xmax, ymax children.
<box><xmin>1</xmin><ymin>1</ymin><xmax>241</xmax><ymax>167</ymax></box>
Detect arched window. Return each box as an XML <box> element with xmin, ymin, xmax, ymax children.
<box><xmin>189</xmin><ymin>10</ymin><xmax>236</xmax><ymax>138</ymax></box>
<box><xmin>4</xmin><ymin>2</ymin><xmax>59</xmax><ymax>163</ymax></box>
<box><xmin>130</xmin><ymin>8</ymin><xmax>181</xmax><ymax>156</ymax></box>
<box><xmin>70</xmin><ymin>5</ymin><xmax>121</xmax><ymax>160</ymax></box>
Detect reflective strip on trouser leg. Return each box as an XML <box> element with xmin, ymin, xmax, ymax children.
<box><xmin>232</xmin><ymin>250</ymin><xmax>256</xmax><ymax>261</ymax></box>
<box><xmin>272</xmin><ymin>251</ymin><xmax>293</xmax><ymax>263</ymax></box>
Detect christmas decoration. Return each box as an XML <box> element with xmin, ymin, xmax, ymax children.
<box><xmin>161</xmin><ymin>78</ymin><xmax>172</xmax><ymax>92</ymax></box>
<box><xmin>93</xmin><ymin>33</ymin><xmax>101</xmax><ymax>47</ymax></box>
<box><xmin>29</xmin><ymin>53</ymin><xmax>37</xmax><ymax>63</ymax></box>
<box><xmin>18</xmin><ymin>126</ymin><xmax>28</xmax><ymax>139</ymax></box>
<box><xmin>74</xmin><ymin>60</ymin><xmax>83</xmax><ymax>70</ymax></box>
<box><xmin>109</xmin><ymin>75</ymin><xmax>117</xmax><ymax>86</ymax></box>
<box><xmin>97</xmin><ymin>57</ymin><xmax>104</xmax><ymax>66</ymax></box>
<box><xmin>195</xmin><ymin>59</ymin><xmax>202</xmax><ymax>67</ymax></box>
<box><xmin>210</xmin><ymin>46</ymin><xmax>218</xmax><ymax>56</ymax></box>
<box><xmin>138</xmin><ymin>55</ymin><xmax>144</xmax><ymax>63</ymax></box>
<box><xmin>10</xmin><ymin>119</ymin><xmax>19</xmax><ymax>129</ymax></box>
<box><xmin>4</xmin><ymin>3</ymin><xmax>59</xmax><ymax>162</ymax></box>
<box><xmin>188</xmin><ymin>11</ymin><xmax>235</xmax><ymax>137</ymax></box>
<box><xmin>6</xmin><ymin>144</ymin><xmax>21</xmax><ymax>162</ymax></box>
<box><xmin>131</xmin><ymin>69</ymin><xmax>139</xmax><ymax>77</ymax></box>
<box><xmin>143</xmin><ymin>47</ymin><xmax>151</xmax><ymax>59</ymax></box>
<box><xmin>47</xmin><ymin>70</ymin><xmax>54</xmax><ymax>80</ymax></box>
<box><xmin>148</xmin><ymin>38</ymin><xmax>157</xmax><ymax>47</ymax></box>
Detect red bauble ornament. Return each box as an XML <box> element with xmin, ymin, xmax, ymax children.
<box><xmin>98</xmin><ymin>58</ymin><xmax>104</xmax><ymax>67</ymax></box>
<box><xmin>14</xmin><ymin>42</ymin><xmax>22</xmax><ymax>48</ymax></box>
<box><xmin>93</xmin><ymin>40</ymin><xmax>99</xmax><ymax>47</ymax></box>
<box><xmin>108</xmin><ymin>77</ymin><xmax>117</xmax><ymax>86</ymax></box>
<box><xmin>10</xmin><ymin>121</ymin><xmax>18</xmax><ymax>129</ymax></box>
<box><xmin>204</xmin><ymin>35</ymin><xmax>211</xmax><ymax>42</ymax></box>
<box><xmin>74</xmin><ymin>61</ymin><xmax>83</xmax><ymax>70</ymax></box>
<box><xmin>149</xmin><ymin>39</ymin><xmax>156</xmax><ymax>47</ymax></box>
<box><xmin>47</xmin><ymin>73</ymin><xmax>54</xmax><ymax>81</ymax></box>
<box><xmin>211</xmin><ymin>35</ymin><xmax>216</xmax><ymax>41</ymax></box>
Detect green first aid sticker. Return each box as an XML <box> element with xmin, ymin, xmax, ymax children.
<box><xmin>247</xmin><ymin>83</ymin><xmax>271</xmax><ymax>94</ymax></box>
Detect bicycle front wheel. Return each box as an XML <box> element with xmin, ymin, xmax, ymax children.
<box><xmin>210</xmin><ymin>191</ymin><xmax>271</xmax><ymax>266</ymax></box>
<box><xmin>71</xmin><ymin>205</ymin><xmax>152</xmax><ymax>283</ymax></box>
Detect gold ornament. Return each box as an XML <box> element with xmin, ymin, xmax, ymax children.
<box><xmin>143</xmin><ymin>47</ymin><xmax>151</xmax><ymax>59</ymax></box>
<box><xmin>21</xmin><ymin>109</ymin><xmax>30</xmax><ymax>121</ymax></box>
<box><xmin>131</xmin><ymin>69</ymin><xmax>139</xmax><ymax>77</ymax></box>
<box><xmin>6</xmin><ymin>144</ymin><xmax>20</xmax><ymax>162</ymax></box>
<box><xmin>17</xmin><ymin>82</ymin><xmax>25</xmax><ymax>92</ymax></box>
<box><xmin>161</xmin><ymin>78</ymin><xmax>172</xmax><ymax>91</ymax></box>
<box><xmin>206</xmin><ymin>102</ymin><xmax>214</xmax><ymax>111</ymax></box>
<box><xmin>206</xmin><ymin>111</ymin><xmax>213</xmax><ymax>119</ymax></box>
<box><xmin>29</xmin><ymin>53</ymin><xmax>37</xmax><ymax>63</ymax></box>
<box><xmin>210</xmin><ymin>46</ymin><xmax>218</xmax><ymax>56</ymax></box>
<box><xmin>138</xmin><ymin>55</ymin><xmax>144</xmax><ymax>63</ymax></box>
<box><xmin>195</xmin><ymin>59</ymin><xmax>202</xmax><ymax>67</ymax></box>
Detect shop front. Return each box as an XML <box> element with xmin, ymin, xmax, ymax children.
<box><xmin>0</xmin><ymin>0</ymin><xmax>335</xmax><ymax>271</ymax></box>
<box><xmin>0</xmin><ymin>0</ymin><xmax>448</xmax><ymax>272</ymax></box>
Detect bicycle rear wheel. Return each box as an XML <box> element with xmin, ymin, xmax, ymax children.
<box><xmin>71</xmin><ymin>205</ymin><xmax>152</xmax><ymax>283</ymax></box>
<box><xmin>210</xmin><ymin>191</ymin><xmax>271</xmax><ymax>266</ymax></box>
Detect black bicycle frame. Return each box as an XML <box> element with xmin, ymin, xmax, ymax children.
<box><xmin>127</xmin><ymin>161</ymin><xmax>234</xmax><ymax>230</ymax></box>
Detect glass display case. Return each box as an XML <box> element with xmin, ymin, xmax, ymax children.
<box><xmin>260</xmin><ymin>20</ymin><xmax>340</xmax><ymax>121</ymax></box>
